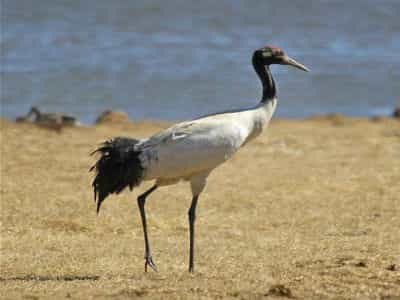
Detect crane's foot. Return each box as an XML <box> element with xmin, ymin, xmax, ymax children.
<box><xmin>144</xmin><ymin>256</ymin><xmax>158</xmax><ymax>272</ymax></box>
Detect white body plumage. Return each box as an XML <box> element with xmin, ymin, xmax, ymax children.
<box><xmin>137</xmin><ymin>99</ymin><xmax>277</xmax><ymax>194</ymax></box>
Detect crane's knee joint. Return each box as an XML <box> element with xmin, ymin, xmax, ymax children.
<box><xmin>137</xmin><ymin>195</ymin><xmax>146</xmax><ymax>207</ymax></box>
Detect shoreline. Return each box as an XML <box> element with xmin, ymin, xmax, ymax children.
<box><xmin>4</xmin><ymin>104</ymin><xmax>400</xmax><ymax>128</ymax></box>
<box><xmin>2</xmin><ymin>110</ymin><xmax>399</xmax><ymax>128</ymax></box>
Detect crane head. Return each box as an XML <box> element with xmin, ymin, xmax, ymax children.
<box><xmin>254</xmin><ymin>46</ymin><xmax>309</xmax><ymax>72</ymax></box>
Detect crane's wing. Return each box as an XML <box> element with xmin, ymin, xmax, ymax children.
<box><xmin>137</xmin><ymin>119</ymin><xmax>247</xmax><ymax>180</ymax></box>
<box><xmin>138</xmin><ymin>122</ymin><xmax>192</xmax><ymax>147</ymax></box>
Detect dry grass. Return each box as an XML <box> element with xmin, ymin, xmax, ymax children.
<box><xmin>1</xmin><ymin>116</ymin><xmax>399</xmax><ymax>299</ymax></box>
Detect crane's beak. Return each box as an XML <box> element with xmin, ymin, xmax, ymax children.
<box><xmin>282</xmin><ymin>55</ymin><xmax>309</xmax><ymax>72</ymax></box>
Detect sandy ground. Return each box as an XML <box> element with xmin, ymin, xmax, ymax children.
<box><xmin>1</xmin><ymin>116</ymin><xmax>399</xmax><ymax>299</ymax></box>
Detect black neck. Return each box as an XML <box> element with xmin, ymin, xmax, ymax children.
<box><xmin>252</xmin><ymin>55</ymin><xmax>276</xmax><ymax>103</ymax></box>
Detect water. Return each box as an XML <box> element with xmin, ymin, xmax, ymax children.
<box><xmin>2</xmin><ymin>0</ymin><xmax>400</xmax><ymax>124</ymax></box>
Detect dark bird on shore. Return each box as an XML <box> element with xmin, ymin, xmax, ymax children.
<box><xmin>16</xmin><ymin>106</ymin><xmax>80</xmax><ymax>131</ymax></box>
<box><xmin>393</xmin><ymin>107</ymin><xmax>400</xmax><ymax>119</ymax></box>
<box><xmin>90</xmin><ymin>45</ymin><xmax>309</xmax><ymax>272</ymax></box>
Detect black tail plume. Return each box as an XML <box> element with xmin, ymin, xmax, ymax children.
<box><xmin>90</xmin><ymin>137</ymin><xmax>144</xmax><ymax>214</ymax></box>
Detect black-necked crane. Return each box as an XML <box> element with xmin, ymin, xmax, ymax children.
<box><xmin>90</xmin><ymin>45</ymin><xmax>309</xmax><ymax>272</ymax></box>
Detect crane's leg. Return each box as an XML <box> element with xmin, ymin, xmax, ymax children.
<box><xmin>188</xmin><ymin>195</ymin><xmax>199</xmax><ymax>273</ymax></box>
<box><xmin>188</xmin><ymin>173</ymin><xmax>208</xmax><ymax>273</ymax></box>
<box><xmin>137</xmin><ymin>184</ymin><xmax>158</xmax><ymax>272</ymax></box>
